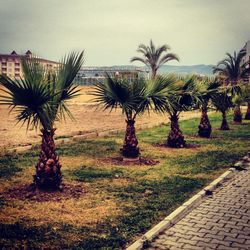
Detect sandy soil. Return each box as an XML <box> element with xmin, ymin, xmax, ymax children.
<box><xmin>0</xmin><ymin>86</ymin><xmax>201</xmax><ymax>149</ymax></box>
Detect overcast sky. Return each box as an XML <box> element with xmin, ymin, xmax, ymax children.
<box><xmin>0</xmin><ymin>0</ymin><xmax>249</xmax><ymax>66</ymax></box>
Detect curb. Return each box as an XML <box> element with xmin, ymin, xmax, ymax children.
<box><xmin>9</xmin><ymin>121</ymin><xmax>167</xmax><ymax>154</ymax></box>
<box><xmin>126</xmin><ymin>155</ymin><xmax>250</xmax><ymax>250</ymax></box>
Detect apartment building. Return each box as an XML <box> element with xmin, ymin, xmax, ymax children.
<box><xmin>0</xmin><ymin>50</ymin><xmax>60</xmax><ymax>79</ymax></box>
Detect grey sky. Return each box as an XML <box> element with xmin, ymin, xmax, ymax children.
<box><xmin>0</xmin><ymin>0</ymin><xmax>249</xmax><ymax>66</ymax></box>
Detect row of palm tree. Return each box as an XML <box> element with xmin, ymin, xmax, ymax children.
<box><xmin>213</xmin><ymin>48</ymin><xmax>250</xmax><ymax>122</ymax></box>
<box><xmin>131</xmin><ymin>41</ymin><xmax>250</xmax><ymax>122</ymax></box>
<box><xmin>0</xmin><ymin>41</ymin><xmax>249</xmax><ymax>191</ymax></box>
<box><xmin>92</xmin><ymin>73</ymin><xmax>249</xmax><ymax>155</ymax></box>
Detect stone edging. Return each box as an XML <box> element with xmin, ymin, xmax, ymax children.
<box><xmin>126</xmin><ymin>153</ymin><xmax>250</xmax><ymax>250</ymax></box>
<box><xmin>9</xmin><ymin>121</ymin><xmax>166</xmax><ymax>154</ymax></box>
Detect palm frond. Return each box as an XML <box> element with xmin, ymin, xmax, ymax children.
<box><xmin>211</xmin><ymin>91</ymin><xmax>233</xmax><ymax>113</ymax></box>
<box><xmin>0</xmin><ymin>70</ymin><xmax>52</xmax><ymax>129</ymax></box>
<box><xmin>214</xmin><ymin>49</ymin><xmax>248</xmax><ymax>83</ymax></box>
<box><xmin>157</xmin><ymin>53</ymin><xmax>180</xmax><ymax>69</ymax></box>
<box><xmin>130</xmin><ymin>56</ymin><xmax>149</xmax><ymax>66</ymax></box>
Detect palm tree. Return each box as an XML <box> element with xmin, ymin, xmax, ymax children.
<box><xmin>211</xmin><ymin>90</ymin><xmax>233</xmax><ymax>130</ymax></box>
<box><xmin>246</xmin><ymin>102</ymin><xmax>250</xmax><ymax>119</ymax></box>
<box><xmin>0</xmin><ymin>52</ymin><xmax>84</xmax><ymax>190</ymax></box>
<box><xmin>194</xmin><ymin>77</ymin><xmax>220</xmax><ymax>138</ymax></box>
<box><xmin>91</xmin><ymin>74</ymin><xmax>174</xmax><ymax>158</ymax></box>
<box><xmin>213</xmin><ymin>49</ymin><xmax>249</xmax><ymax>123</ymax></box>
<box><xmin>241</xmin><ymin>84</ymin><xmax>250</xmax><ymax>119</ymax></box>
<box><xmin>232</xmin><ymin>93</ymin><xmax>244</xmax><ymax>123</ymax></box>
<box><xmin>166</xmin><ymin>76</ymin><xmax>197</xmax><ymax>147</ymax></box>
<box><xmin>130</xmin><ymin>40</ymin><xmax>179</xmax><ymax>79</ymax></box>
<box><xmin>150</xmin><ymin>75</ymin><xmax>197</xmax><ymax>148</ymax></box>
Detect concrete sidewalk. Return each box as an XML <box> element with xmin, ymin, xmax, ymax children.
<box><xmin>147</xmin><ymin>159</ymin><xmax>250</xmax><ymax>249</ymax></box>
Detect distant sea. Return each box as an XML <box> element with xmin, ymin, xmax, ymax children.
<box><xmin>157</xmin><ymin>64</ymin><xmax>214</xmax><ymax>76</ymax></box>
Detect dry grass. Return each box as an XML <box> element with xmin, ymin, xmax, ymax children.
<box><xmin>0</xmin><ymin>194</ymin><xmax>120</xmax><ymax>227</ymax></box>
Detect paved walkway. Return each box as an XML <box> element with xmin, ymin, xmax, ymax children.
<box><xmin>148</xmin><ymin>160</ymin><xmax>250</xmax><ymax>250</ymax></box>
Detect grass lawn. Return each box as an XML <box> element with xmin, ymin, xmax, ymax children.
<box><xmin>0</xmin><ymin>112</ymin><xmax>249</xmax><ymax>249</ymax></box>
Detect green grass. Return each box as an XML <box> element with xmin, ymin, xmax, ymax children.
<box><xmin>168</xmin><ymin>150</ymin><xmax>243</xmax><ymax>175</ymax></box>
<box><xmin>69</xmin><ymin>165</ymin><xmax>124</xmax><ymax>182</ymax></box>
<box><xmin>57</xmin><ymin>139</ymin><xmax>119</xmax><ymax>157</ymax></box>
<box><xmin>0</xmin><ymin>222</ymin><xmax>64</xmax><ymax>249</ymax></box>
<box><xmin>0</xmin><ymin>111</ymin><xmax>249</xmax><ymax>249</ymax></box>
<box><xmin>110</xmin><ymin>176</ymin><xmax>205</xmax><ymax>236</ymax></box>
<box><xmin>0</xmin><ymin>151</ymin><xmax>37</xmax><ymax>179</ymax></box>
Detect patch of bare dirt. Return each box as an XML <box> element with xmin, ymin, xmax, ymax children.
<box><xmin>1</xmin><ymin>182</ymin><xmax>85</xmax><ymax>202</ymax></box>
<box><xmin>103</xmin><ymin>156</ymin><xmax>159</xmax><ymax>166</ymax></box>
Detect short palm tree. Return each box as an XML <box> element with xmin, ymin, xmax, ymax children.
<box><xmin>194</xmin><ymin>77</ymin><xmax>220</xmax><ymax>138</ymax></box>
<box><xmin>232</xmin><ymin>93</ymin><xmax>244</xmax><ymax>123</ymax></box>
<box><xmin>150</xmin><ymin>75</ymin><xmax>196</xmax><ymax>148</ymax></box>
<box><xmin>91</xmin><ymin>74</ymin><xmax>174</xmax><ymax>158</ymax></box>
<box><xmin>130</xmin><ymin>40</ymin><xmax>179</xmax><ymax>79</ymax></box>
<box><xmin>0</xmin><ymin>52</ymin><xmax>84</xmax><ymax>190</ymax></box>
<box><xmin>241</xmin><ymin>84</ymin><xmax>250</xmax><ymax>119</ymax></box>
<box><xmin>166</xmin><ymin>76</ymin><xmax>197</xmax><ymax>147</ymax></box>
<box><xmin>213</xmin><ymin>49</ymin><xmax>249</xmax><ymax>123</ymax></box>
<box><xmin>211</xmin><ymin>90</ymin><xmax>233</xmax><ymax>130</ymax></box>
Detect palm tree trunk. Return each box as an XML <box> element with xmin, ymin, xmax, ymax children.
<box><xmin>220</xmin><ymin>112</ymin><xmax>229</xmax><ymax>130</ymax></box>
<box><xmin>167</xmin><ymin>113</ymin><xmax>186</xmax><ymax>148</ymax></box>
<box><xmin>151</xmin><ymin>67</ymin><xmax>157</xmax><ymax>79</ymax></box>
<box><xmin>122</xmin><ymin>119</ymin><xmax>139</xmax><ymax>158</ymax></box>
<box><xmin>34</xmin><ymin>128</ymin><xmax>62</xmax><ymax>190</ymax></box>
<box><xmin>233</xmin><ymin>105</ymin><xmax>242</xmax><ymax>123</ymax></box>
<box><xmin>198</xmin><ymin>106</ymin><xmax>212</xmax><ymax>138</ymax></box>
<box><xmin>245</xmin><ymin>102</ymin><xmax>250</xmax><ymax>120</ymax></box>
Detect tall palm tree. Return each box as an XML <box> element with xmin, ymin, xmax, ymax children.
<box><xmin>211</xmin><ymin>90</ymin><xmax>233</xmax><ymax>130</ymax></box>
<box><xmin>91</xmin><ymin>74</ymin><xmax>174</xmax><ymax>158</ymax></box>
<box><xmin>131</xmin><ymin>40</ymin><xmax>179</xmax><ymax>79</ymax></box>
<box><xmin>0</xmin><ymin>52</ymin><xmax>84</xmax><ymax>190</ymax></box>
<box><xmin>213</xmin><ymin>49</ymin><xmax>249</xmax><ymax>123</ymax></box>
<box><xmin>194</xmin><ymin>77</ymin><xmax>220</xmax><ymax>138</ymax></box>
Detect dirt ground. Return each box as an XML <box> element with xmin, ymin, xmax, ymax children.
<box><xmin>0</xmin><ymin>86</ymin><xmax>201</xmax><ymax>149</ymax></box>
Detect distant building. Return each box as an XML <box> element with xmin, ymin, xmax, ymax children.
<box><xmin>75</xmin><ymin>66</ymin><xmax>147</xmax><ymax>85</ymax></box>
<box><xmin>242</xmin><ymin>40</ymin><xmax>250</xmax><ymax>82</ymax></box>
<box><xmin>0</xmin><ymin>50</ymin><xmax>60</xmax><ymax>79</ymax></box>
